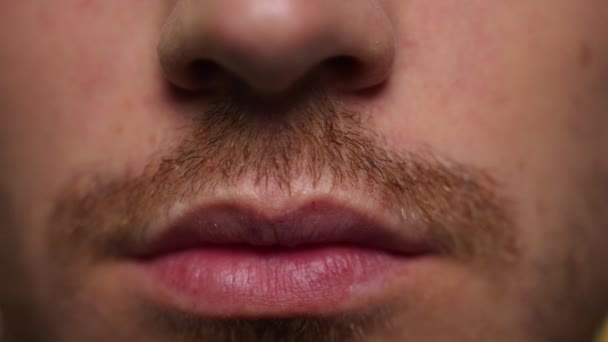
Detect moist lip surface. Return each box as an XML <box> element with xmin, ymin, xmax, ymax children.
<box><xmin>131</xmin><ymin>201</ymin><xmax>434</xmax><ymax>317</ymax></box>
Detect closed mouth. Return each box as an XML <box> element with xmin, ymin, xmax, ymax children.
<box><xmin>127</xmin><ymin>199</ymin><xmax>437</xmax><ymax>317</ymax></box>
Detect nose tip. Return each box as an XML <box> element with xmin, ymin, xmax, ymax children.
<box><xmin>158</xmin><ymin>0</ymin><xmax>395</xmax><ymax>95</ymax></box>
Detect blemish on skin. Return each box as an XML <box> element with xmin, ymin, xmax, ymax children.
<box><xmin>148</xmin><ymin>135</ymin><xmax>157</xmax><ymax>146</ymax></box>
<box><xmin>534</xmin><ymin>199</ymin><xmax>547</xmax><ymax>218</ymax></box>
<box><xmin>37</xmin><ymin>10</ymin><xmax>56</xmax><ymax>30</ymax></box>
<box><xmin>113</xmin><ymin>125</ymin><xmax>124</xmax><ymax>136</ymax></box>
<box><xmin>74</xmin><ymin>0</ymin><xmax>98</xmax><ymax>11</ymax></box>
<box><xmin>491</xmin><ymin>93</ymin><xmax>511</xmax><ymax>108</ymax></box>
<box><xmin>579</xmin><ymin>42</ymin><xmax>594</xmax><ymax>70</ymax></box>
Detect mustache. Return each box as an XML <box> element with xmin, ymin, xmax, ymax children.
<box><xmin>51</xmin><ymin>91</ymin><xmax>518</xmax><ymax>264</ymax></box>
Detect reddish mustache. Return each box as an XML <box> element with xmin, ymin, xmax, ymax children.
<box><xmin>48</xmin><ymin>92</ymin><xmax>518</xmax><ymax>265</ymax></box>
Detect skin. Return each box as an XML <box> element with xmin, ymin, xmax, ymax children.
<box><xmin>0</xmin><ymin>0</ymin><xmax>607</xmax><ymax>341</ymax></box>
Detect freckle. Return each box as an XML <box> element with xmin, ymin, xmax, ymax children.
<box><xmin>148</xmin><ymin>135</ymin><xmax>157</xmax><ymax>146</ymax></box>
<box><xmin>492</xmin><ymin>93</ymin><xmax>510</xmax><ymax>107</ymax></box>
<box><xmin>76</xmin><ymin>0</ymin><xmax>97</xmax><ymax>10</ymax></box>
<box><xmin>579</xmin><ymin>42</ymin><xmax>594</xmax><ymax>70</ymax></box>
<box><xmin>37</xmin><ymin>12</ymin><xmax>55</xmax><ymax>30</ymax></box>
<box><xmin>123</xmin><ymin>99</ymin><xmax>136</xmax><ymax>113</ymax></box>
<box><xmin>535</xmin><ymin>200</ymin><xmax>546</xmax><ymax>217</ymax></box>
<box><xmin>114</xmin><ymin>125</ymin><xmax>124</xmax><ymax>135</ymax></box>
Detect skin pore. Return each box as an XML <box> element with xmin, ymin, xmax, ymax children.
<box><xmin>0</xmin><ymin>1</ymin><xmax>607</xmax><ymax>341</ymax></box>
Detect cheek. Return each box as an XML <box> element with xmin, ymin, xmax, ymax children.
<box><xmin>0</xmin><ymin>2</ymin><xmax>181</xmax><ymax>201</ymax></box>
<box><xmin>378</xmin><ymin>0</ymin><xmax>604</xmax><ymax>169</ymax></box>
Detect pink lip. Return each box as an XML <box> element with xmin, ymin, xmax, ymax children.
<box><xmin>131</xmin><ymin>201</ymin><xmax>434</xmax><ymax>317</ymax></box>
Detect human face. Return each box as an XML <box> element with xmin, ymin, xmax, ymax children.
<box><xmin>0</xmin><ymin>1</ymin><xmax>607</xmax><ymax>341</ymax></box>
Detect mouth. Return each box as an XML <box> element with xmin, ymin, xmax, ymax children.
<box><xmin>126</xmin><ymin>199</ymin><xmax>437</xmax><ymax>318</ymax></box>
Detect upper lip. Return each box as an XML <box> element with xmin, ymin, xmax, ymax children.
<box><xmin>134</xmin><ymin>199</ymin><xmax>434</xmax><ymax>259</ymax></box>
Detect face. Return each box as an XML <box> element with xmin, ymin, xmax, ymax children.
<box><xmin>1</xmin><ymin>1</ymin><xmax>607</xmax><ymax>341</ymax></box>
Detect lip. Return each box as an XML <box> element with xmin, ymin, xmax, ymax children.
<box><xmin>130</xmin><ymin>200</ymin><xmax>435</xmax><ymax>317</ymax></box>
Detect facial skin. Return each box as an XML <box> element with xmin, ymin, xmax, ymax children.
<box><xmin>0</xmin><ymin>1</ymin><xmax>607</xmax><ymax>341</ymax></box>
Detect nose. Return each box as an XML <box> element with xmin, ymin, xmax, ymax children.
<box><xmin>158</xmin><ymin>0</ymin><xmax>395</xmax><ymax>95</ymax></box>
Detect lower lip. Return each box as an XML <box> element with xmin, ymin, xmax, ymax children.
<box><xmin>135</xmin><ymin>245</ymin><xmax>420</xmax><ymax>317</ymax></box>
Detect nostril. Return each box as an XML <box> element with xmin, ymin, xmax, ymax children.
<box><xmin>185</xmin><ymin>59</ymin><xmax>225</xmax><ymax>90</ymax></box>
<box><xmin>325</xmin><ymin>55</ymin><xmax>363</xmax><ymax>75</ymax></box>
<box><xmin>321</xmin><ymin>56</ymin><xmax>367</xmax><ymax>88</ymax></box>
<box><xmin>192</xmin><ymin>59</ymin><xmax>220</xmax><ymax>83</ymax></box>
